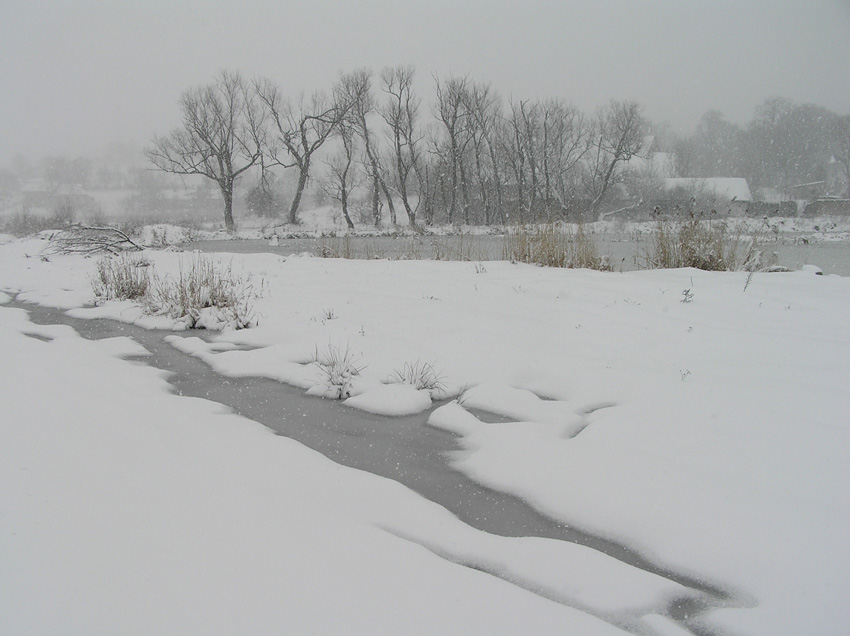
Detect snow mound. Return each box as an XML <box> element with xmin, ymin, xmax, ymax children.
<box><xmin>345</xmin><ymin>383</ymin><xmax>433</xmax><ymax>415</ymax></box>
<box><xmin>137</xmin><ymin>224</ymin><xmax>198</xmax><ymax>247</ymax></box>
<box><xmin>460</xmin><ymin>383</ymin><xmax>586</xmax><ymax>436</ymax></box>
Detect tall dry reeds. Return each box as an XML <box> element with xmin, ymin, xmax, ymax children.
<box><xmin>639</xmin><ymin>215</ymin><xmax>777</xmax><ymax>271</ymax></box>
<box><xmin>503</xmin><ymin>223</ymin><xmax>611</xmax><ymax>270</ymax></box>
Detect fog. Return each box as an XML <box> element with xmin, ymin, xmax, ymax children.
<box><xmin>1</xmin><ymin>0</ymin><xmax>848</xmax><ymax>164</ymax></box>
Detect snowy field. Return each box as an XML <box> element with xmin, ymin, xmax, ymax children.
<box><xmin>2</xmin><ymin>231</ymin><xmax>849</xmax><ymax>635</ymax></box>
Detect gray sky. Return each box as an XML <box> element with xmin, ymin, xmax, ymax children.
<box><xmin>2</xmin><ymin>0</ymin><xmax>849</xmax><ymax>165</ymax></box>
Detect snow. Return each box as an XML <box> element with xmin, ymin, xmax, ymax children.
<box><xmin>2</xmin><ymin>234</ymin><xmax>850</xmax><ymax>635</ymax></box>
<box><xmin>344</xmin><ymin>383</ymin><xmax>434</xmax><ymax>415</ymax></box>
<box><xmin>136</xmin><ymin>223</ymin><xmax>201</xmax><ymax>246</ymax></box>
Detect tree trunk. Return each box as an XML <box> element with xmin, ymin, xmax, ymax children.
<box><xmin>341</xmin><ymin>188</ymin><xmax>354</xmax><ymax>229</ymax></box>
<box><xmin>392</xmin><ymin>131</ymin><xmax>416</xmax><ymax>226</ymax></box>
<box><xmin>371</xmin><ymin>176</ymin><xmax>381</xmax><ymax>227</ymax></box>
<box><xmin>380</xmin><ymin>177</ymin><xmax>397</xmax><ymax>225</ymax></box>
<box><xmin>397</xmin><ymin>166</ymin><xmax>415</xmax><ymax>225</ymax></box>
<box><xmin>591</xmin><ymin>159</ymin><xmax>618</xmax><ymax>221</ymax></box>
<box><xmin>222</xmin><ymin>187</ymin><xmax>236</xmax><ymax>232</ymax></box>
<box><xmin>487</xmin><ymin>142</ymin><xmax>504</xmax><ymax>225</ymax></box>
<box><xmin>289</xmin><ymin>165</ymin><xmax>309</xmax><ymax>224</ymax></box>
<box><xmin>459</xmin><ymin>159</ymin><xmax>471</xmax><ymax>224</ymax></box>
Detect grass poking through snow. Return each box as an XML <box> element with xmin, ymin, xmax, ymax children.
<box><xmin>389</xmin><ymin>360</ymin><xmax>445</xmax><ymax>394</ymax></box>
<box><xmin>311</xmin><ymin>343</ymin><xmax>365</xmax><ymax>399</ymax></box>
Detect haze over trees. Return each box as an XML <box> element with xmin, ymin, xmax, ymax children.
<box><xmin>5</xmin><ymin>67</ymin><xmax>848</xmax><ymax>232</ymax></box>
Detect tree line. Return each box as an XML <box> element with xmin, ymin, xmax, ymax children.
<box><xmin>140</xmin><ymin>68</ymin><xmax>848</xmax><ymax>231</ymax></box>
<box><xmin>673</xmin><ymin>99</ymin><xmax>850</xmax><ymax>201</ymax></box>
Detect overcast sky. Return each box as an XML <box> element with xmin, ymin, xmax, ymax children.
<box><xmin>1</xmin><ymin>0</ymin><xmax>849</xmax><ymax>165</ymax></box>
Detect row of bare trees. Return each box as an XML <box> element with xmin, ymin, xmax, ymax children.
<box><xmin>147</xmin><ymin>69</ymin><xmax>647</xmax><ymax>231</ymax></box>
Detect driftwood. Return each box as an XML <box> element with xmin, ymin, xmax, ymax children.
<box><xmin>45</xmin><ymin>225</ymin><xmax>144</xmax><ymax>256</ymax></box>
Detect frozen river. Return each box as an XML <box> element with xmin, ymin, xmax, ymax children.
<box><xmin>16</xmin><ymin>299</ymin><xmax>739</xmax><ymax>635</ymax></box>
<box><xmin>188</xmin><ymin>233</ymin><xmax>850</xmax><ymax>276</ymax></box>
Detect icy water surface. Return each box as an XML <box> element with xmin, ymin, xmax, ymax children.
<box><xmin>15</xmin><ymin>299</ymin><xmax>745</xmax><ymax>636</ymax></box>
<box><xmin>188</xmin><ymin>233</ymin><xmax>850</xmax><ymax>275</ymax></box>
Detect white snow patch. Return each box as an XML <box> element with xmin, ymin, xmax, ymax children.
<box><xmin>2</xmin><ymin>236</ymin><xmax>849</xmax><ymax>635</ymax></box>
<box><xmin>345</xmin><ymin>383</ymin><xmax>433</xmax><ymax>415</ymax></box>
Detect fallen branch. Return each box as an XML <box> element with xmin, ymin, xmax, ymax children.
<box><xmin>45</xmin><ymin>225</ymin><xmax>144</xmax><ymax>256</ymax></box>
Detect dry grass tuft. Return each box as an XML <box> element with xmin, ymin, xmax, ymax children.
<box><xmin>639</xmin><ymin>215</ymin><xmax>777</xmax><ymax>272</ymax></box>
<box><xmin>311</xmin><ymin>343</ymin><xmax>365</xmax><ymax>398</ymax></box>
<box><xmin>144</xmin><ymin>256</ymin><xmax>258</xmax><ymax>329</ymax></box>
<box><xmin>503</xmin><ymin>223</ymin><xmax>611</xmax><ymax>270</ymax></box>
<box><xmin>389</xmin><ymin>360</ymin><xmax>445</xmax><ymax>393</ymax></box>
<box><xmin>91</xmin><ymin>254</ymin><xmax>151</xmax><ymax>303</ymax></box>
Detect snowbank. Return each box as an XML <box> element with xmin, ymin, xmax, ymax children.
<box><xmin>2</xmin><ymin>236</ymin><xmax>849</xmax><ymax>635</ymax></box>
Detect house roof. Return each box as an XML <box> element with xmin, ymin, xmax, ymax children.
<box><xmin>663</xmin><ymin>177</ymin><xmax>752</xmax><ymax>201</ymax></box>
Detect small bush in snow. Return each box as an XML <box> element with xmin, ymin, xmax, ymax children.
<box><xmin>144</xmin><ymin>255</ymin><xmax>257</xmax><ymax>330</ymax></box>
<box><xmin>389</xmin><ymin>360</ymin><xmax>445</xmax><ymax>394</ymax></box>
<box><xmin>92</xmin><ymin>253</ymin><xmax>151</xmax><ymax>303</ymax></box>
<box><xmin>4</xmin><ymin>212</ymin><xmax>59</xmax><ymax>237</ymax></box>
<box><xmin>311</xmin><ymin>343</ymin><xmax>364</xmax><ymax>398</ymax></box>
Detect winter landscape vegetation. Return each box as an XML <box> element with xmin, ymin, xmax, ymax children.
<box><xmin>2</xmin><ymin>2</ymin><xmax>850</xmax><ymax>635</ymax></box>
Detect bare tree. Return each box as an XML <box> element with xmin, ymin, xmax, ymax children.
<box><xmin>502</xmin><ymin>100</ymin><xmax>531</xmax><ymax>222</ymax></box>
<box><xmin>539</xmin><ymin>99</ymin><xmax>589</xmax><ymax>218</ymax></box>
<box><xmin>746</xmin><ymin>98</ymin><xmax>838</xmax><ymax>198</ymax></box>
<box><xmin>463</xmin><ymin>81</ymin><xmax>502</xmax><ymax>224</ymax></box>
<box><xmin>146</xmin><ymin>71</ymin><xmax>264</xmax><ymax>232</ymax></box>
<box><xmin>434</xmin><ymin>75</ymin><xmax>474</xmax><ymax>224</ymax></box>
<box><xmin>256</xmin><ymin>79</ymin><xmax>351</xmax><ymax>224</ymax></box>
<box><xmin>510</xmin><ymin>99</ymin><xmax>545</xmax><ymax>219</ymax></box>
<box><xmin>584</xmin><ymin>99</ymin><xmax>645</xmax><ymax>220</ymax></box>
<box><xmin>321</xmin><ymin>122</ymin><xmax>361</xmax><ymax>229</ymax></box>
<box><xmin>338</xmin><ymin>69</ymin><xmax>398</xmax><ymax>227</ymax></box>
<box><xmin>379</xmin><ymin>65</ymin><xmax>423</xmax><ymax>226</ymax></box>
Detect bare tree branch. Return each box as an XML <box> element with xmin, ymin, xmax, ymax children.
<box><xmin>145</xmin><ymin>71</ymin><xmax>265</xmax><ymax>232</ymax></box>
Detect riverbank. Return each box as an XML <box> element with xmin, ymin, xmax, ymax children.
<box><xmin>2</xmin><ymin>235</ymin><xmax>849</xmax><ymax>635</ymax></box>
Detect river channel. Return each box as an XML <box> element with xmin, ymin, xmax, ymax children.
<box><xmin>187</xmin><ymin>233</ymin><xmax>850</xmax><ymax>275</ymax></box>
<box><xmin>15</xmin><ymin>298</ymin><xmax>743</xmax><ymax>635</ymax></box>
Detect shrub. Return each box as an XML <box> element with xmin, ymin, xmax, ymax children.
<box><xmin>5</xmin><ymin>212</ymin><xmax>58</xmax><ymax>236</ymax></box>
<box><xmin>311</xmin><ymin>344</ymin><xmax>364</xmax><ymax>398</ymax></box>
<box><xmin>117</xmin><ymin>213</ymin><xmax>155</xmax><ymax>239</ymax></box>
<box><xmin>503</xmin><ymin>223</ymin><xmax>611</xmax><ymax>270</ymax></box>
<box><xmin>84</xmin><ymin>205</ymin><xmax>109</xmax><ymax>227</ymax></box>
<box><xmin>389</xmin><ymin>360</ymin><xmax>445</xmax><ymax>394</ymax></box>
<box><xmin>144</xmin><ymin>255</ymin><xmax>257</xmax><ymax>329</ymax></box>
<box><xmin>51</xmin><ymin>199</ymin><xmax>76</xmax><ymax>227</ymax></box>
<box><xmin>91</xmin><ymin>254</ymin><xmax>151</xmax><ymax>303</ymax></box>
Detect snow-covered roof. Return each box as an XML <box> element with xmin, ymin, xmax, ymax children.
<box><xmin>638</xmin><ymin>135</ymin><xmax>656</xmax><ymax>157</ymax></box>
<box><xmin>663</xmin><ymin>177</ymin><xmax>752</xmax><ymax>201</ymax></box>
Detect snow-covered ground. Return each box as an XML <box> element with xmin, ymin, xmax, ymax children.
<box><xmin>122</xmin><ymin>210</ymin><xmax>850</xmax><ymax>244</ymax></box>
<box><xmin>2</xmin><ymin>233</ymin><xmax>849</xmax><ymax>635</ymax></box>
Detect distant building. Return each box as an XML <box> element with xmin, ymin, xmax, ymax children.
<box><xmin>662</xmin><ymin>177</ymin><xmax>753</xmax><ymax>202</ymax></box>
